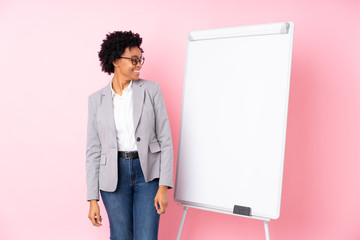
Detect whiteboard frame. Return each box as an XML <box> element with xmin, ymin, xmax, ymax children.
<box><xmin>174</xmin><ymin>22</ymin><xmax>294</xmax><ymax>220</ymax></box>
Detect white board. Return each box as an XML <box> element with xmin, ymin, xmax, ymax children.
<box><xmin>174</xmin><ymin>22</ymin><xmax>294</xmax><ymax>220</ymax></box>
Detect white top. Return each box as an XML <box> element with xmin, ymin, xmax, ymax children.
<box><xmin>110</xmin><ymin>79</ymin><xmax>138</xmax><ymax>151</ymax></box>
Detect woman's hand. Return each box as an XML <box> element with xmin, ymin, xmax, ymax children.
<box><xmin>88</xmin><ymin>200</ymin><xmax>102</xmax><ymax>227</ymax></box>
<box><xmin>154</xmin><ymin>185</ymin><xmax>168</xmax><ymax>215</ymax></box>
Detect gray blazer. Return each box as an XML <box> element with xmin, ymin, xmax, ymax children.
<box><xmin>86</xmin><ymin>79</ymin><xmax>173</xmax><ymax>201</ymax></box>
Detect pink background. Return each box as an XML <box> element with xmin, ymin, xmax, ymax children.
<box><xmin>1</xmin><ymin>0</ymin><xmax>359</xmax><ymax>239</ymax></box>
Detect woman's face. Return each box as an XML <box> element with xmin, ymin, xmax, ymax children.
<box><xmin>113</xmin><ymin>46</ymin><xmax>143</xmax><ymax>81</ymax></box>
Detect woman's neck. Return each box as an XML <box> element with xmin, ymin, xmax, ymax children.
<box><xmin>112</xmin><ymin>73</ymin><xmax>131</xmax><ymax>96</ymax></box>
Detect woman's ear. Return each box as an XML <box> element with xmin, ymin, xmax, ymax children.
<box><xmin>112</xmin><ymin>59</ymin><xmax>119</xmax><ymax>68</ymax></box>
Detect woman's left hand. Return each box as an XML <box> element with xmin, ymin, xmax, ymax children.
<box><xmin>154</xmin><ymin>185</ymin><xmax>168</xmax><ymax>215</ymax></box>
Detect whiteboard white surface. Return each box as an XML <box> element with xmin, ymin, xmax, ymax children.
<box><xmin>174</xmin><ymin>22</ymin><xmax>294</xmax><ymax>220</ymax></box>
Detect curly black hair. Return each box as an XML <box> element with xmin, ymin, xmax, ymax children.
<box><xmin>98</xmin><ymin>31</ymin><xmax>143</xmax><ymax>74</ymax></box>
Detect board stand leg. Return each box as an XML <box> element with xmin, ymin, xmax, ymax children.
<box><xmin>264</xmin><ymin>220</ymin><xmax>270</xmax><ymax>240</ymax></box>
<box><xmin>177</xmin><ymin>204</ymin><xmax>271</xmax><ymax>240</ymax></box>
<box><xmin>176</xmin><ymin>206</ymin><xmax>189</xmax><ymax>240</ymax></box>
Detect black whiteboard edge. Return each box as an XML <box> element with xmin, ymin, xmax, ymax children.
<box><xmin>189</xmin><ymin>21</ymin><xmax>294</xmax><ymax>41</ymax></box>
<box><xmin>176</xmin><ymin>202</ymin><xmax>272</xmax><ymax>221</ymax></box>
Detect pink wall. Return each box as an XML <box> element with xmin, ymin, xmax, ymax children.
<box><xmin>1</xmin><ymin>0</ymin><xmax>359</xmax><ymax>239</ymax></box>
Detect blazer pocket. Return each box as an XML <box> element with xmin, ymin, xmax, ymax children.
<box><xmin>100</xmin><ymin>154</ymin><xmax>107</xmax><ymax>165</ymax></box>
<box><xmin>149</xmin><ymin>142</ymin><xmax>161</xmax><ymax>153</ymax></box>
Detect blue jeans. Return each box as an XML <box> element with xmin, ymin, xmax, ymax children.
<box><xmin>100</xmin><ymin>156</ymin><xmax>160</xmax><ymax>240</ymax></box>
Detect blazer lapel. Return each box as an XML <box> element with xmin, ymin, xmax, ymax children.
<box><xmin>100</xmin><ymin>84</ymin><xmax>116</xmax><ymax>133</ymax></box>
<box><xmin>132</xmin><ymin>79</ymin><xmax>145</xmax><ymax>131</ymax></box>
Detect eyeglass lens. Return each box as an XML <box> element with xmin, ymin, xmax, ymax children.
<box><xmin>131</xmin><ymin>56</ymin><xmax>144</xmax><ymax>66</ymax></box>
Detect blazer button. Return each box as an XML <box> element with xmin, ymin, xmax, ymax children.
<box><xmin>137</xmin><ymin>137</ymin><xmax>141</xmax><ymax>142</ymax></box>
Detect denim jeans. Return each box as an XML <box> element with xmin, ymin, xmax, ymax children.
<box><xmin>100</xmin><ymin>156</ymin><xmax>160</xmax><ymax>240</ymax></box>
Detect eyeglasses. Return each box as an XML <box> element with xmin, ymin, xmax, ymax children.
<box><xmin>119</xmin><ymin>56</ymin><xmax>145</xmax><ymax>66</ymax></box>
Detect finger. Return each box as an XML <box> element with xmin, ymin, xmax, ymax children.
<box><xmin>89</xmin><ymin>211</ymin><xmax>100</xmax><ymax>227</ymax></box>
<box><xmin>158</xmin><ymin>201</ymin><xmax>166</xmax><ymax>214</ymax></box>
<box><xmin>95</xmin><ymin>211</ymin><xmax>103</xmax><ymax>226</ymax></box>
<box><xmin>95</xmin><ymin>216</ymin><xmax>102</xmax><ymax>226</ymax></box>
<box><xmin>90</xmin><ymin>214</ymin><xmax>97</xmax><ymax>226</ymax></box>
<box><xmin>98</xmin><ymin>214</ymin><xmax>102</xmax><ymax>225</ymax></box>
<box><xmin>154</xmin><ymin>200</ymin><xmax>160</xmax><ymax>211</ymax></box>
<box><xmin>95</xmin><ymin>214</ymin><xmax>100</xmax><ymax>225</ymax></box>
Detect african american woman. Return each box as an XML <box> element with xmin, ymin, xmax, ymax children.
<box><xmin>86</xmin><ymin>31</ymin><xmax>173</xmax><ymax>240</ymax></box>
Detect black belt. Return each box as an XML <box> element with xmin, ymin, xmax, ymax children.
<box><xmin>118</xmin><ymin>151</ymin><xmax>139</xmax><ymax>159</ymax></box>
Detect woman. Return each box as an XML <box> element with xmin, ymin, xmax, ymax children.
<box><xmin>86</xmin><ymin>31</ymin><xmax>173</xmax><ymax>240</ymax></box>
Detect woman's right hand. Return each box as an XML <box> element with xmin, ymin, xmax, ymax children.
<box><xmin>88</xmin><ymin>200</ymin><xmax>102</xmax><ymax>227</ymax></box>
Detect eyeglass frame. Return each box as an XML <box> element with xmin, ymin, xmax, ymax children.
<box><xmin>119</xmin><ymin>56</ymin><xmax>145</xmax><ymax>66</ymax></box>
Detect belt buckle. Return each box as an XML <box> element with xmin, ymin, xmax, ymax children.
<box><xmin>125</xmin><ymin>151</ymin><xmax>130</xmax><ymax>159</ymax></box>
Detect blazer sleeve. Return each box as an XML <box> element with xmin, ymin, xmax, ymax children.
<box><xmin>153</xmin><ymin>83</ymin><xmax>174</xmax><ymax>188</ymax></box>
<box><xmin>86</xmin><ymin>96</ymin><xmax>102</xmax><ymax>201</ymax></box>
